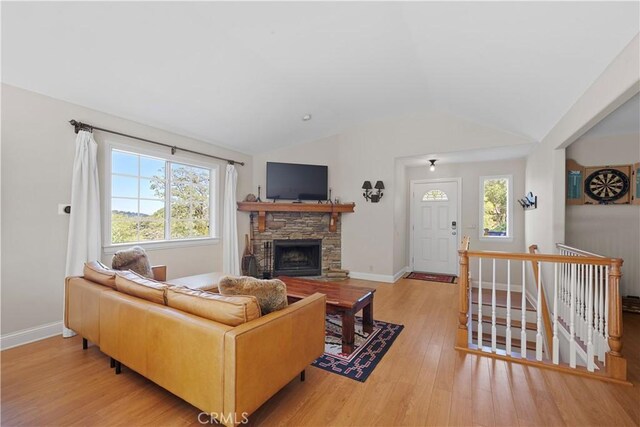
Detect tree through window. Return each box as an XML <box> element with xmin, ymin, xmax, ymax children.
<box><xmin>481</xmin><ymin>176</ymin><xmax>511</xmax><ymax>239</ymax></box>
<box><xmin>110</xmin><ymin>148</ymin><xmax>215</xmax><ymax>245</ymax></box>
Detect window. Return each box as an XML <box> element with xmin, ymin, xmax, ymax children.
<box><xmin>422</xmin><ymin>189</ymin><xmax>449</xmax><ymax>201</ymax></box>
<box><xmin>108</xmin><ymin>148</ymin><xmax>216</xmax><ymax>246</ymax></box>
<box><xmin>479</xmin><ymin>175</ymin><xmax>512</xmax><ymax>240</ymax></box>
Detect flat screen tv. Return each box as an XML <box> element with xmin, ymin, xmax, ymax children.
<box><xmin>266</xmin><ymin>162</ymin><xmax>328</xmax><ymax>201</ymax></box>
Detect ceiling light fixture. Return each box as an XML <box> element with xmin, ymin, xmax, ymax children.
<box><xmin>429</xmin><ymin>159</ymin><xmax>437</xmax><ymax>172</ymax></box>
<box><xmin>302</xmin><ymin>114</ymin><xmax>312</xmax><ymax>121</ymax></box>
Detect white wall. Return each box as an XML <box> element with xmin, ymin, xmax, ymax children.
<box><xmin>405</xmin><ymin>158</ymin><xmax>527</xmax><ymax>283</ymax></box>
<box><xmin>566</xmin><ymin>133</ymin><xmax>640</xmax><ymax>297</ymax></box>
<box><xmin>525</xmin><ymin>34</ymin><xmax>639</xmax><ymax>256</ymax></box>
<box><xmin>1</xmin><ymin>84</ymin><xmax>252</xmax><ymax>337</ymax></box>
<box><xmin>253</xmin><ymin>110</ymin><xmax>532</xmax><ymax>280</ymax></box>
<box><xmin>523</xmin><ymin>34</ymin><xmax>639</xmax><ymax>319</ymax></box>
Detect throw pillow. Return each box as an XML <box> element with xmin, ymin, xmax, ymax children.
<box><xmin>218</xmin><ymin>276</ymin><xmax>288</xmax><ymax>315</ymax></box>
<box><xmin>111</xmin><ymin>246</ymin><xmax>154</xmax><ymax>279</ymax></box>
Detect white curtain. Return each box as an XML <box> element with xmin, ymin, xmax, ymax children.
<box><xmin>63</xmin><ymin>130</ymin><xmax>101</xmax><ymax>337</ymax></box>
<box><xmin>222</xmin><ymin>164</ymin><xmax>240</xmax><ymax>275</ymax></box>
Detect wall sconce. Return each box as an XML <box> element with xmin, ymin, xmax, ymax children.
<box><xmin>429</xmin><ymin>159</ymin><xmax>437</xmax><ymax>172</ymax></box>
<box><xmin>362</xmin><ymin>180</ymin><xmax>384</xmax><ymax>203</ymax></box>
<box><xmin>518</xmin><ymin>192</ymin><xmax>537</xmax><ymax>210</ymax></box>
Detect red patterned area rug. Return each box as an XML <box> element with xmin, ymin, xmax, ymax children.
<box><xmin>405</xmin><ymin>271</ymin><xmax>457</xmax><ymax>283</ymax></box>
<box><xmin>312</xmin><ymin>314</ymin><xmax>404</xmax><ymax>382</ymax></box>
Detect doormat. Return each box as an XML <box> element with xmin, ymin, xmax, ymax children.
<box><xmin>622</xmin><ymin>297</ymin><xmax>640</xmax><ymax>314</ymax></box>
<box><xmin>312</xmin><ymin>315</ymin><xmax>403</xmax><ymax>382</ymax></box>
<box><xmin>405</xmin><ymin>271</ymin><xmax>457</xmax><ymax>283</ymax></box>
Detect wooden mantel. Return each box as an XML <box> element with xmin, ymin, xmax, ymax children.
<box><xmin>237</xmin><ymin>202</ymin><xmax>356</xmax><ymax>233</ymax></box>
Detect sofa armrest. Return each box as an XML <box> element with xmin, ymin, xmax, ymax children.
<box><xmin>223</xmin><ymin>292</ymin><xmax>326</xmax><ymax>420</ymax></box>
<box><xmin>152</xmin><ymin>265</ymin><xmax>167</xmax><ymax>281</ymax></box>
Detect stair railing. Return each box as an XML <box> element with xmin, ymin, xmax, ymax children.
<box><xmin>456</xmin><ymin>238</ymin><xmax>627</xmax><ymax>382</ymax></box>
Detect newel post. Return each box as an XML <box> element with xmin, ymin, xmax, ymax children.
<box><xmin>456</xmin><ymin>248</ymin><xmax>470</xmax><ymax>348</ymax></box>
<box><xmin>606</xmin><ymin>258</ymin><xmax>627</xmax><ymax>381</ymax></box>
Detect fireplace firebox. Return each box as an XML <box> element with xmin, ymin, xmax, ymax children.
<box><xmin>273</xmin><ymin>239</ymin><xmax>322</xmax><ymax>277</ymax></box>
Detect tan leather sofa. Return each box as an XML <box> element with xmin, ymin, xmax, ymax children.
<box><xmin>64</xmin><ymin>263</ymin><xmax>326</xmax><ymax>425</ymax></box>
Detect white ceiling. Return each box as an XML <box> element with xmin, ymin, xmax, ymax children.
<box><xmin>2</xmin><ymin>2</ymin><xmax>639</xmax><ymax>154</ymax></box>
<box><xmin>398</xmin><ymin>143</ymin><xmax>536</xmax><ymax>167</ymax></box>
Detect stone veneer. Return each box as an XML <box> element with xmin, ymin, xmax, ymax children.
<box><xmin>249</xmin><ymin>211</ymin><xmax>341</xmax><ymax>277</ymax></box>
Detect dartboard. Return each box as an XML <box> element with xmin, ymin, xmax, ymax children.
<box><xmin>584</xmin><ymin>168</ymin><xmax>630</xmax><ymax>203</ymax></box>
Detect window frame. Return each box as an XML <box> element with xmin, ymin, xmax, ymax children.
<box><xmin>103</xmin><ymin>141</ymin><xmax>220</xmax><ymax>253</ymax></box>
<box><xmin>478</xmin><ymin>174</ymin><xmax>513</xmax><ymax>242</ymax></box>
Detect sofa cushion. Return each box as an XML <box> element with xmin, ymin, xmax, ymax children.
<box><xmin>112</xmin><ymin>246</ymin><xmax>153</xmax><ymax>279</ymax></box>
<box><xmin>115</xmin><ymin>270</ymin><xmax>167</xmax><ymax>305</ymax></box>
<box><xmin>166</xmin><ymin>272</ymin><xmax>222</xmax><ymax>292</ymax></box>
<box><xmin>166</xmin><ymin>286</ymin><xmax>260</xmax><ymax>326</ymax></box>
<box><xmin>84</xmin><ymin>261</ymin><xmax>117</xmax><ymax>289</ymax></box>
<box><xmin>218</xmin><ymin>276</ymin><xmax>288</xmax><ymax>315</ymax></box>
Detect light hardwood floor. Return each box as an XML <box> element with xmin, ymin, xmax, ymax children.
<box><xmin>2</xmin><ymin>278</ymin><xmax>639</xmax><ymax>426</ymax></box>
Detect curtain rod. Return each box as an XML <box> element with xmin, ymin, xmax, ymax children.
<box><xmin>68</xmin><ymin>120</ymin><xmax>245</xmax><ymax>166</ymax></box>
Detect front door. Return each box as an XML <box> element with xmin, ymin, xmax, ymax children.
<box><xmin>412</xmin><ymin>180</ymin><xmax>459</xmax><ymax>275</ymax></box>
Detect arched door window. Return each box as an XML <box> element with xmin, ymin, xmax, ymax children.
<box><xmin>422</xmin><ymin>189</ymin><xmax>448</xmax><ymax>201</ymax></box>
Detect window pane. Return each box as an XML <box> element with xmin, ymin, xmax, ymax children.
<box><xmin>423</xmin><ymin>189</ymin><xmax>448</xmax><ymax>201</ymax></box>
<box><xmin>170</xmin><ymin>220</ymin><xmax>193</xmax><ymax>239</ymax></box>
<box><xmin>112</xmin><ymin>176</ymin><xmax>138</xmax><ymax>198</ymax></box>
<box><xmin>192</xmin><ymin>220</ymin><xmax>210</xmax><ymax>237</ymax></box>
<box><xmin>483</xmin><ymin>178</ymin><xmax>508</xmax><ymax>237</ymax></box>
<box><xmin>140</xmin><ymin>156</ymin><xmax>165</xmax><ymax>178</ymax></box>
<box><xmin>111</xmin><ymin>216</ymin><xmax>138</xmax><ymax>244</ymax></box>
<box><xmin>138</xmin><ymin>219</ymin><xmax>165</xmax><ymax>242</ymax></box>
<box><xmin>140</xmin><ymin>178</ymin><xmax>163</xmax><ymax>200</ymax></box>
<box><xmin>112</xmin><ymin>151</ymin><xmax>138</xmax><ymax>176</ymax></box>
<box><xmin>112</xmin><ymin>198</ymin><xmax>138</xmax><ymax>216</ymax></box>
<box><xmin>140</xmin><ymin>200</ymin><xmax>164</xmax><ymax>218</ymax></box>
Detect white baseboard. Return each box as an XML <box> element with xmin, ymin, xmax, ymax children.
<box><xmin>350</xmin><ymin>266</ymin><xmax>408</xmax><ymax>284</ymax></box>
<box><xmin>1</xmin><ymin>321</ymin><xmax>63</xmax><ymax>351</ymax></box>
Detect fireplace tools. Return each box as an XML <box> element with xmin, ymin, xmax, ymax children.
<box><xmin>262</xmin><ymin>241</ymin><xmax>272</xmax><ymax>279</ymax></box>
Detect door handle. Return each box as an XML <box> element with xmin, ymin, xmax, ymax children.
<box><xmin>452</xmin><ymin>232</ymin><xmax>457</xmax><ymax>235</ymax></box>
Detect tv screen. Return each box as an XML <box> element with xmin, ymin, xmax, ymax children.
<box><xmin>266</xmin><ymin>162</ymin><xmax>328</xmax><ymax>201</ymax></box>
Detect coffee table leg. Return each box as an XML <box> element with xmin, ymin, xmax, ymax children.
<box><xmin>342</xmin><ymin>312</ymin><xmax>355</xmax><ymax>354</ymax></box>
<box><xmin>363</xmin><ymin>298</ymin><xmax>374</xmax><ymax>334</ymax></box>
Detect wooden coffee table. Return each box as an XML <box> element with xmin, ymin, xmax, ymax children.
<box><xmin>278</xmin><ymin>276</ymin><xmax>375</xmax><ymax>355</ymax></box>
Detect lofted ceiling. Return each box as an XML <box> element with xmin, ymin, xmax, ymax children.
<box><xmin>2</xmin><ymin>2</ymin><xmax>638</xmax><ymax>154</ymax></box>
<box><xmin>578</xmin><ymin>93</ymin><xmax>640</xmax><ymax>139</ymax></box>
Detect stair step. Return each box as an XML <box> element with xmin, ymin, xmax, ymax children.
<box><xmin>471</xmin><ymin>288</ymin><xmax>535</xmax><ymax>311</ymax></box>
<box><xmin>478</xmin><ymin>333</ymin><xmax>537</xmax><ymax>351</ymax></box>
<box><xmin>471</xmin><ymin>314</ymin><xmax>537</xmax><ymax>331</ymax></box>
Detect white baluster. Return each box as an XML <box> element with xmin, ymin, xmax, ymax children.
<box><xmin>552</xmin><ymin>263</ymin><xmax>559</xmax><ymax>364</ymax></box>
<box><xmin>521</xmin><ymin>260</ymin><xmax>527</xmax><ymax>359</ymax></box>
<box><xmin>598</xmin><ymin>265</ymin><xmax>606</xmax><ymax>361</ymax></box>
<box><xmin>570</xmin><ymin>263</ymin><xmax>576</xmax><ymax>368</ymax></box>
<box><xmin>535</xmin><ymin>261</ymin><xmax>543</xmax><ymax>361</ymax></box>
<box><xmin>578</xmin><ymin>264</ymin><xmax>584</xmax><ymax>341</ymax></box>
<box><xmin>506</xmin><ymin>260</ymin><xmax>512</xmax><ymax>356</ymax></box>
<box><xmin>587</xmin><ymin>264</ymin><xmax>595</xmax><ymax>372</ymax></box>
<box><xmin>593</xmin><ymin>265</ymin><xmax>601</xmax><ymax>360</ymax></box>
<box><xmin>478</xmin><ymin>259</ymin><xmax>483</xmax><ymax>349</ymax></box>
<box><xmin>605</xmin><ymin>265</ymin><xmax>609</xmax><ymax>343</ymax></box>
<box><xmin>491</xmin><ymin>259</ymin><xmax>497</xmax><ymax>352</ymax></box>
<box><xmin>468</xmin><ymin>269</ymin><xmax>473</xmax><ymax>345</ymax></box>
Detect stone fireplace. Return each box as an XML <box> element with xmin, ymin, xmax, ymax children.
<box><xmin>250</xmin><ymin>211</ymin><xmax>342</xmax><ymax>277</ymax></box>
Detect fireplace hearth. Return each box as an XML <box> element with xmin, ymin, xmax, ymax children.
<box><xmin>273</xmin><ymin>239</ymin><xmax>322</xmax><ymax>277</ymax></box>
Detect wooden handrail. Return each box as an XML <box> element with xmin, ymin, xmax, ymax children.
<box><xmin>528</xmin><ymin>245</ymin><xmax>554</xmax><ymax>361</ymax></box>
<box><xmin>456</xmin><ymin>238</ymin><xmax>627</xmax><ymax>382</ymax></box>
<box><xmin>465</xmin><ymin>250</ymin><xmax>615</xmax><ymax>265</ymax></box>
<box><xmin>556</xmin><ymin>243</ymin><xmax>605</xmax><ymax>258</ymax></box>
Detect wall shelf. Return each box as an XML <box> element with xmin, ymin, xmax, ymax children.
<box><xmin>237</xmin><ymin>202</ymin><xmax>356</xmax><ymax>233</ymax></box>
